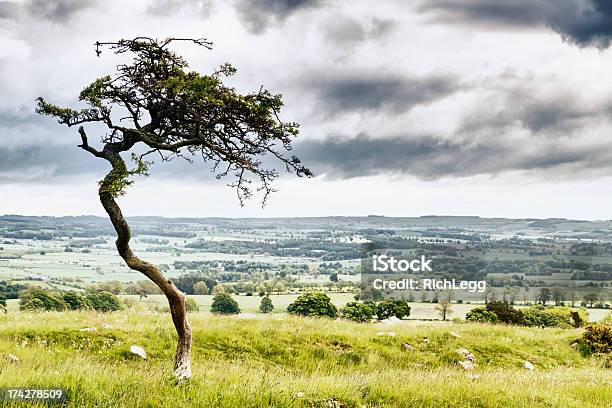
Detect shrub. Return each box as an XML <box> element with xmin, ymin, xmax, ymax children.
<box><xmin>0</xmin><ymin>295</ymin><xmax>6</xmax><ymax>308</ymax></box>
<box><xmin>211</xmin><ymin>292</ymin><xmax>240</xmax><ymax>315</ymax></box>
<box><xmin>85</xmin><ymin>291</ymin><xmax>121</xmax><ymax>312</ymax></box>
<box><xmin>376</xmin><ymin>299</ymin><xmax>411</xmax><ymax>320</ymax></box>
<box><xmin>259</xmin><ymin>296</ymin><xmax>274</xmax><ymax>313</ymax></box>
<box><xmin>62</xmin><ymin>291</ymin><xmax>89</xmax><ymax>310</ymax></box>
<box><xmin>287</xmin><ymin>292</ymin><xmax>337</xmax><ymax>318</ymax></box>
<box><xmin>19</xmin><ymin>288</ymin><xmax>67</xmax><ymax>311</ymax></box>
<box><xmin>486</xmin><ymin>301</ymin><xmax>524</xmax><ymax>325</ymax></box>
<box><xmin>185</xmin><ymin>297</ymin><xmax>200</xmax><ymax>312</ymax></box>
<box><xmin>523</xmin><ymin>305</ymin><xmax>588</xmax><ymax>328</ymax></box>
<box><xmin>581</xmin><ymin>324</ymin><xmax>612</xmax><ymax>354</ymax></box>
<box><xmin>340</xmin><ymin>301</ymin><xmax>375</xmax><ymax>322</ymax></box>
<box><xmin>466</xmin><ymin>307</ymin><xmax>499</xmax><ymax>323</ymax></box>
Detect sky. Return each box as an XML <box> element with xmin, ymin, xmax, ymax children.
<box><xmin>1</xmin><ymin>0</ymin><xmax>612</xmax><ymax>219</ymax></box>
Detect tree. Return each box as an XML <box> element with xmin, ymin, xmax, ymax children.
<box><xmin>376</xmin><ymin>299</ymin><xmax>411</xmax><ymax>320</ymax></box>
<box><xmin>85</xmin><ymin>291</ymin><xmax>121</xmax><ymax>312</ymax></box>
<box><xmin>36</xmin><ymin>36</ymin><xmax>311</xmax><ymax>381</ymax></box>
<box><xmin>63</xmin><ymin>291</ymin><xmax>89</xmax><ymax>310</ymax></box>
<box><xmin>210</xmin><ymin>292</ymin><xmax>240</xmax><ymax>314</ymax></box>
<box><xmin>287</xmin><ymin>292</ymin><xmax>337</xmax><ymax>318</ymax></box>
<box><xmin>584</xmin><ymin>292</ymin><xmax>599</xmax><ymax>308</ymax></box>
<box><xmin>551</xmin><ymin>287</ymin><xmax>565</xmax><ymax>306</ymax></box>
<box><xmin>259</xmin><ymin>296</ymin><xmax>274</xmax><ymax>313</ymax></box>
<box><xmin>193</xmin><ymin>281</ymin><xmax>209</xmax><ymax>295</ymax></box>
<box><xmin>537</xmin><ymin>288</ymin><xmax>551</xmax><ymax>305</ymax></box>
<box><xmin>212</xmin><ymin>284</ymin><xmax>226</xmax><ymax>295</ymax></box>
<box><xmin>19</xmin><ymin>288</ymin><xmax>67</xmax><ymax>311</ymax></box>
<box><xmin>185</xmin><ymin>297</ymin><xmax>200</xmax><ymax>313</ymax></box>
<box><xmin>485</xmin><ymin>301</ymin><xmax>524</xmax><ymax>325</ymax></box>
<box><xmin>465</xmin><ymin>307</ymin><xmax>498</xmax><ymax>323</ymax></box>
<box><xmin>340</xmin><ymin>301</ymin><xmax>375</xmax><ymax>322</ymax></box>
<box><xmin>435</xmin><ymin>299</ymin><xmax>452</xmax><ymax>321</ymax></box>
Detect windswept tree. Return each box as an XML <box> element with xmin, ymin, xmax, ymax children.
<box><xmin>36</xmin><ymin>37</ymin><xmax>312</xmax><ymax>380</ymax></box>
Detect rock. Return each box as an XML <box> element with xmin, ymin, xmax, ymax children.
<box><xmin>381</xmin><ymin>316</ymin><xmax>400</xmax><ymax>325</ymax></box>
<box><xmin>5</xmin><ymin>354</ymin><xmax>20</xmax><ymax>364</ymax></box>
<box><xmin>294</xmin><ymin>392</ymin><xmax>305</xmax><ymax>398</ymax></box>
<box><xmin>456</xmin><ymin>348</ymin><xmax>476</xmax><ymax>362</ymax></box>
<box><xmin>422</xmin><ymin>338</ymin><xmax>430</xmax><ymax>344</ymax></box>
<box><xmin>466</xmin><ymin>373</ymin><xmax>481</xmax><ymax>379</ymax></box>
<box><xmin>523</xmin><ymin>361</ymin><xmax>534</xmax><ymax>370</ymax></box>
<box><xmin>450</xmin><ymin>331</ymin><xmax>460</xmax><ymax>338</ymax></box>
<box><xmin>79</xmin><ymin>327</ymin><xmax>97</xmax><ymax>332</ymax></box>
<box><xmin>377</xmin><ymin>331</ymin><xmax>396</xmax><ymax>337</ymax></box>
<box><xmin>402</xmin><ymin>343</ymin><xmax>415</xmax><ymax>351</ymax></box>
<box><xmin>102</xmin><ymin>323</ymin><xmax>113</xmax><ymax>329</ymax></box>
<box><xmin>130</xmin><ymin>345</ymin><xmax>147</xmax><ymax>359</ymax></box>
<box><xmin>458</xmin><ymin>360</ymin><xmax>476</xmax><ymax>370</ymax></box>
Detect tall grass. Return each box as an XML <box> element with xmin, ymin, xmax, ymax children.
<box><xmin>0</xmin><ymin>311</ymin><xmax>610</xmax><ymax>407</ymax></box>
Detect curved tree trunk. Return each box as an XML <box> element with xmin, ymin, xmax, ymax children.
<box><xmin>99</xmin><ymin>157</ymin><xmax>192</xmax><ymax>380</ymax></box>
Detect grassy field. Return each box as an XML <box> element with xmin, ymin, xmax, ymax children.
<box><xmin>0</xmin><ymin>311</ymin><xmax>610</xmax><ymax>407</ymax></box>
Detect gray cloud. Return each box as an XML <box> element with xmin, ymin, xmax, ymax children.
<box><xmin>295</xmin><ymin>133</ymin><xmax>611</xmax><ymax>180</ymax></box>
<box><xmin>0</xmin><ymin>0</ymin><xmax>96</xmax><ymax>22</ymax></box>
<box><xmin>419</xmin><ymin>0</ymin><xmax>612</xmax><ymax>48</ymax></box>
<box><xmin>305</xmin><ymin>73</ymin><xmax>461</xmax><ymax>115</ymax></box>
<box><xmin>146</xmin><ymin>0</ymin><xmax>211</xmax><ymax>17</ymax></box>
<box><xmin>235</xmin><ymin>0</ymin><xmax>324</xmax><ymax>33</ymax></box>
<box><xmin>323</xmin><ymin>16</ymin><xmax>396</xmax><ymax>48</ymax></box>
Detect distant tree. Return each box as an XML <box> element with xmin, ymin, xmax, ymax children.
<box><xmin>212</xmin><ymin>284</ymin><xmax>226</xmax><ymax>295</ymax></box>
<box><xmin>210</xmin><ymin>293</ymin><xmax>240</xmax><ymax>315</ymax></box>
<box><xmin>287</xmin><ymin>292</ymin><xmax>337</xmax><ymax>318</ymax></box>
<box><xmin>538</xmin><ymin>288</ymin><xmax>552</xmax><ymax>305</ymax></box>
<box><xmin>584</xmin><ymin>292</ymin><xmax>599</xmax><ymax>308</ymax></box>
<box><xmin>465</xmin><ymin>307</ymin><xmax>498</xmax><ymax>323</ymax></box>
<box><xmin>435</xmin><ymin>299</ymin><xmax>452</xmax><ymax>321</ymax></box>
<box><xmin>19</xmin><ymin>288</ymin><xmax>67</xmax><ymax>311</ymax></box>
<box><xmin>339</xmin><ymin>301</ymin><xmax>375</xmax><ymax>322</ymax></box>
<box><xmin>36</xmin><ymin>37</ymin><xmax>310</xmax><ymax>380</ymax></box>
<box><xmin>259</xmin><ymin>296</ymin><xmax>274</xmax><ymax>313</ymax></box>
<box><xmin>509</xmin><ymin>287</ymin><xmax>520</xmax><ymax>305</ymax></box>
<box><xmin>0</xmin><ymin>295</ymin><xmax>6</xmax><ymax>313</ymax></box>
<box><xmin>486</xmin><ymin>301</ymin><xmax>524</xmax><ymax>325</ymax></box>
<box><xmin>193</xmin><ymin>281</ymin><xmax>209</xmax><ymax>295</ymax></box>
<box><xmin>551</xmin><ymin>287</ymin><xmax>565</xmax><ymax>306</ymax></box>
<box><xmin>62</xmin><ymin>291</ymin><xmax>89</xmax><ymax>310</ymax></box>
<box><xmin>85</xmin><ymin>291</ymin><xmax>121</xmax><ymax>312</ymax></box>
<box><xmin>329</xmin><ymin>273</ymin><xmax>338</xmax><ymax>282</ymax></box>
<box><xmin>185</xmin><ymin>297</ymin><xmax>199</xmax><ymax>313</ymax></box>
<box><xmin>376</xmin><ymin>299</ymin><xmax>411</xmax><ymax>320</ymax></box>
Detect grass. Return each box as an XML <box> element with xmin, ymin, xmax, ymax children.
<box><xmin>0</xmin><ymin>311</ymin><xmax>610</xmax><ymax>407</ymax></box>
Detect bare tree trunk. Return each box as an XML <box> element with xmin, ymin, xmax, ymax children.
<box><xmin>99</xmin><ymin>161</ymin><xmax>192</xmax><ymax>380</ymax></box>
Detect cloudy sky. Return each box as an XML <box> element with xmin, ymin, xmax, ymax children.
<box><xmin>1</xmin><ymin>0</ymin><xmax>612</xmax><ymax>219</ymax></box>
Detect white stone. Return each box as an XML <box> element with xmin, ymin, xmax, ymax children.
<box><xmin>459</xmin><ymin>360</ymin><xmax>476</xmax><ymax>370</ymax></box>
<box><xmin>523</xmin><ymin>361</ymin><xmax>534</xmax><ymax>370</ymax></box>
<box><xmin>79</xmin><ymin>327</ymin><xmax>97</xmax><ymax>332</ymax></box>
<box><xmin>130</xmin><ymin>345</ymin><xmax>147</xmax><ymax>359</ymax></box>
<box><xmin>456</xmin><ymin>348</ymin><xmax>476</xmax><ymax>362</ymax></box>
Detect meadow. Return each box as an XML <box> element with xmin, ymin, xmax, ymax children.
<box><xmin>0</xmin><ymin>310</ymin><xmax>610</xmax><ymax>407</ymax></box>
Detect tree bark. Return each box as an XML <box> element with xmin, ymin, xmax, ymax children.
<box><xmin>98</xmin><ymin>156</ymin><xmax>192</xmax><ymax>381</ymax></box>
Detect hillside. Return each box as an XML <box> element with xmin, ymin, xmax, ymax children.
<box><xmin>0</xmin><ymin>311</ymin><xmax>610</xmax><ymax>407</ymax></box>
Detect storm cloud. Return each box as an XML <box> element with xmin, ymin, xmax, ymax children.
<box><xmin>295</xmin><ymin>133</ymin><xmax>612</xmax><ymax>180</ymax></box>
<box><xmin>419</xmin><ymin>0</ymin><xmax>612</xmax><ymax>48</ymax></box>
<box><xmin>306</xmin><ymin>73</ymin><xmax>461</xmax><ymax>115</ymax></box>
<box><xmin>0</xmin><ymin>0</ymin><xmax>96</xmax><ymax>22</ymax></box>
<box><xmin>235</xmin><ymin>0</ymin><xmax>324</xmax><ymax>33</ymax></box>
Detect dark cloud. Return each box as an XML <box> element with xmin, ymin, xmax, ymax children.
<box><xmin>306</xmin><ymin>73</ymin><xmax>461</xmax><ymax>115</ymax></box>
<box><xmin>235</xmin><ymin>0</ymin><xmax>324</xmax><ymax>33</ymax></box>
<box><xmin>0</xmin><ymin>0</ymin><xmax>95</xmax><ymax>23</ymax></box>
<box><xmin>294</xmin><ymin>133</ymin><xmax>610</xmax><ymax>180</ymax></box>
<box><xmin>419</xmin><ymin>0</ymin><xmax>612</xmax><ymax>48</ymax></box>
<box><xmin>323</xmin><ymin>16</ymin><xmax>396</xmax><ymax>48</ymax></box>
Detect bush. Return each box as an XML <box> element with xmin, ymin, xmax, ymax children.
<box><xmin>0</xmin><ymin>295</ymin><xmax>6</xmax><ymax>308</ymax></box>
<box><xmin>340</xmin><ymin>301</ymin><xmax>375</xmax><ymax>322</ymax></box>
<box><xmin>287</xmin><ymin>292</ymin><xmax>337</xmax><ymax>318</ymax></box>
<box><xmin>210</xmin><ymin>292</ymin><xmax>240</xmax><ymax>315</ymax></box>
<box><xmin>581</xmin><ymin>324</ymin><xmax>612</xmax><ymax>354</ymax></box>
<box><xmin>259</xmin><ymin>296</ymin><xmax>274</xmax><ymax>313</ymax></box>
<box><xmin>466</xmin><ymin>307</ymin><xmax>499</xmax><ymax>323</ymax></box>
<box><xmin>85</xmin><ymin>291</ymin><xmax>121</xmax><ymax>312</ymax></box>
<box><xmin>376</xmin><ymin>299</ymin><xmax>411</xmax><ymax>320</ymax></box>
<box><xmin>486</xmin><ymin>301</ymin><xmax>524</xmax><ymax>325</ymax></box>
<box><xmin>19</xmin><ymin>288</ymin><xmax>67</xmax><ymax>311</ymax></box>
<box><xmin>185</xmin><ymin>297</ymin><xmax>200</xmax><ymax>312</ymax></box>
<box><xmin>62</xmin><ymin>291</ymin><xmax>89</xmax><ymax>310</ymax></box>
<box><xmin>523</xmin><ymin>305</ymin><xmax>588</xmax><ymax>328</ymax></box>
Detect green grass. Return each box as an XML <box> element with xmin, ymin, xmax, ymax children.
<box><xmin>0</xmin><ymin>311</ymin><xmax>610</xmax><ymax>407</ymax></box>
